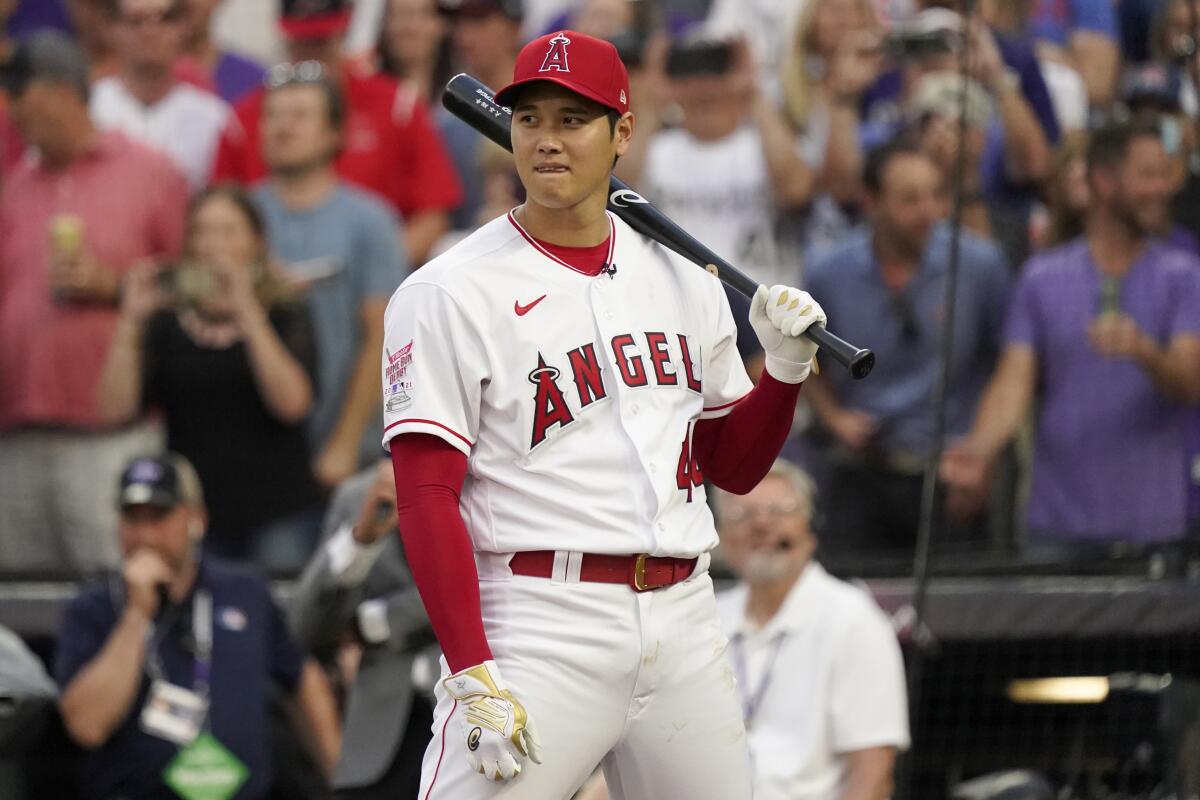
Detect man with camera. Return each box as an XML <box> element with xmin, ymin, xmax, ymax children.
<box><xmin>289</xmin><ymin>458</ymin><xmax>437</xmax><ymax>799</ymax></box>
<box><xmin>54</xmin><ymin>453</ymin><xmax>342</xmax><ymax>800</ymax></box>
<box><xmin>0</xmin><ymin>32</ymin><xmax>188</xmax><ymax>574</ymax></box>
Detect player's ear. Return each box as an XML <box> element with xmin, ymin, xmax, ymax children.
<box><xmin>614</xmin><ymin>111</ymin><xmax>635</xmax><ymax>157</ymax></box>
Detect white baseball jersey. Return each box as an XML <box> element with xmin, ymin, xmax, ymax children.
<box><xmin>381</xmin><ymin>210</ymin><xmax>753</xmax><ymax>558</ymax></box>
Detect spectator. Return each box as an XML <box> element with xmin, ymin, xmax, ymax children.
<box><xmin>97</xmin><ymin>185</ymin><xmax>323</xmax><ymax>570</ymax></box>
<box><xmin>1029</xmin><ymin>0</ymin><xmax>1121</xmax><ymax>109</ymax></box>
<box><xmin>1150</xmin><ymin>0</ymin><xmax>1199</xmax><ymax>115</ymax></box>
<box><xmin>1031</xmin><ymin>130</ymin><xmax>1090</xmax><ymax>250</ymax></box>
<box><xmin>289</xmin><ymin>459</ymin><xmax>436</xmax><ymax>800</ymax></box>
<box><xmin>90</xmin><ymin>0</ymin><xmax>231</xmax><ymax>190</ymax></box>
<box><xmin>0</xmin><ymin>0</ymin><xmax>15</xmax><ymax>64</ymax></box>
<box><xmin>778</xmin><ymin>0</ymin><xmax>881</xmax><ymax>251</ymax></box>
<box><xmin>579</xmin><ymin>461</ymin><xmax>910</xmax><ymax>800</ymax></box>
<box><xmin>942</xmin><ymin>119</ymin><xmax>1200</xmax><ymax>545</ymax></box>
<box><xmin>805</xmin><ymin>139</ymin><xmax>1009</xmax><ymax>556</ymax></box>
<box><xmin>174</xmin><ymin>0</ymin><xmax>267</xmax><ymax>104</ymax></box>
<box><xmin>706</xmin><ymin>0</ymin><xmax>813</xmax><ymax>101</ymax></box>
<box><xmin>979</xmin><ymin>0</ymin><xmax>1088</xmax><ymax>134</ymax></box>
<box><xmin>907</xmin><ymin>72</ymin><xmax>997</xmax><ymax>239</ymax></box>
<box><xmin>65</xmin><ymin>0</ymin><xmax>119</xmax><ymax>80</ymax></box>
<box><xmin>440</xmin><ymin>0</ymin><xmax>523</xmax><ymax>233</ymax></box>
<box><xmin>830</xmin><ymin>8</ymin><xmax>1056</xmax><ymax>219</ymax></box>
<box><xmin>365</xmin><ymin>0</ymin><xmax>453</xmax><ymax>103</ymax></box>
<box><xmin>54</xmin><ymin>453</ymin><xmax>342</xmax><ymax>800</ymax></box>
<box><xmin>621</xmin><ymin>36</ymin><xmax>814</xmax><ymax>290</ymax></box>
<box><xmin>212</xmin><ymin>0</ymin><xmax>461</xmax><ymax>266</ymax></box>
<box><xmin>252</xmin><ymin>72</ymin><xmax>406</xmax><ymax>490</ymax></box>
<box><xmin>826</xmin><ymin>6</ymin><xmax>1056</xmax><ymax>269</ymax></box>
<box><xmin>0</xmin><ymin>32</ymin><xmax>187</xmax><ymax>574</ymax></box>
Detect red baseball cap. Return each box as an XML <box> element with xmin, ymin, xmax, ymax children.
<box><xmin>279</xmin><ymin>0</ymin><xmax>352</xmax><ymax>40</ymax></box>
<box><xmin>494</xmin><ymin>30</ymin><xmax>630</xmax><ymax>116</ymax></box>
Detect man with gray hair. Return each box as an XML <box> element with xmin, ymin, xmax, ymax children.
<box><xmin>0</xmin><ymin>31</ymin><xmax>188</xmax><ymax>574</ymax></box>
<box><xmin>713</xmin><ymin>460</ymin><xmax>910</xmax><ymax>800</ymax></box>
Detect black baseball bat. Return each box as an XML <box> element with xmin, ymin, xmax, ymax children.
<box><xmin>442</xmin><ymin>73</ymin><xmax>875</xmax><ymax>380</ymax></box>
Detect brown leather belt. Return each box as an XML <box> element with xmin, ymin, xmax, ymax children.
<box><xmin>508</xmin><ymin>551</ymin><xmax>699</xmax><ymax>593</ymax></box>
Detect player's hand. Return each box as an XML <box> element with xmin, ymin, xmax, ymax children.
<box><xmin>443</xmin><ymin>660</ymin><xmax>543</xmax><ymax>782</ymax></box>
<box><xmin>123</xmin><ymin>549</ymin><xmax>173</xmax><ymax>619</ymax></box>
<box><xmin>750</xmin><ymin>284</ymin><xmax>826</xmax><ymax>383</ymax></box>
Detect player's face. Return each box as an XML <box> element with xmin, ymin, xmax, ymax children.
<box><xmin>119</xmin><ymin>504</ymin><xmax>200</xmax><ymax>573</ymax></box>
<box><xmin>719</xmin><ymin>476</ymin><xmax>815</xmax><ymax>586</ymax></box>
<box><xmin>511</xmin><ymin>82</ymin><xmax>632</xmax><ymax>212</ymax></box>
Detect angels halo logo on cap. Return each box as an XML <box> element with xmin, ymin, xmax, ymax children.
<box><xmin>494</xmin><ymin>29</ymin><xmax>631</xmax><ymax>116</ymax></box>
<box><xmin>539</xmin><ymin>32</ymin><xmax>571</xmax><ymax>73</ymax></box>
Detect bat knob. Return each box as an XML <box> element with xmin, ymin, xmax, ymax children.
<box><xmin>848</xmin><ymin>349</ymin><xmax>875</xmax><ymax>380</ymax></box>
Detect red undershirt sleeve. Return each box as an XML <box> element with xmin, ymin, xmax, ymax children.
<box><xmin>390</xmin><ymin>433</ymin><xmax>492</xmax><ymax>673</ymax></box>
<box><xmin>692</xmin><ymin>371</ymin><xmax>802</xmax><ymax>495</ymax></box>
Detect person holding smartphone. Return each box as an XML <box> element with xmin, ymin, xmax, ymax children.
<box><xmin>98</xmin><ymin>186</ymin><xmax>322</xmax><ymax>571</ymax></box>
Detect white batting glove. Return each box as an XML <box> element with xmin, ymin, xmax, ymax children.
<box><xmin>750</xmin><ymin>284</ymin><xmax>827</xmax><ymax>383</ymax></box>
<box><xmin>444</xmin><ymin>660</ymin><xmax>543</xmax><ymax>782</ymax></box>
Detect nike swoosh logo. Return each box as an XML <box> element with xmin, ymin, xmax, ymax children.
<box><xmin>514</xmin><ymin>295</ymin><xmax>547</xmax><ymax>316</ymax></box>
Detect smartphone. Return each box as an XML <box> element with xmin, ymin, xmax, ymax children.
<box><xmin>157</xmin><ymin>263</ymin><xmax>221</xmax><ymax>307</ymax></box>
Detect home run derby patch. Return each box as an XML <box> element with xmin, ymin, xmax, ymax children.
<box><xmin>385</xmin><ymin>340</ymin><xmax>415</xmax><ymax>412</ymax></box>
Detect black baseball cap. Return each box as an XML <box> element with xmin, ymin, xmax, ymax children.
<box><xmin>1121</xmin><ymin>63</ymin><xmax>1183</xmax><ymax>112</ymax></box>
<box><xmin>118</xmin><ymin>454</ymin><xmax>203</xmax><ymax>510</ymax></box>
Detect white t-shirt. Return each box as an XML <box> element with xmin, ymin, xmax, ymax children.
<box><xmin>716</xmin><ymin>563</ymin><xmax>910</xmax><ymax>800</ymax></box>
<box><xmin>380</xmin><ymin>211</ymin><xmax>753</xmax><ymax>558</ymax></box>
<box><xmin>90</xmin><ymin>77</ymin><xmax>230</xmax><ymax>190</ymax></box>
<box><xmin>642</xmin><ymin>124</ymin><xmax>798</xmax><ymax>290</ymax></box>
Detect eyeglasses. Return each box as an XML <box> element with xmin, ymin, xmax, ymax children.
<box><xmin>721</xmin><ymin>502</ymin><xmax>807</xmax><ymax>525</ymax></box>
<box><xmin>264</xmin><ymin>60</ymin><xmax>328</xmax><ymax>90</ymax></box>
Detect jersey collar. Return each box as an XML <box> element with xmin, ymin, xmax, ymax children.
<box><xmin>507</xmin><ymin>208</ymin><xmax>617</xmax><ymax>277</ymax></box>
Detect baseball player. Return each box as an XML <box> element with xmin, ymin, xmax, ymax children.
<box><xmin>381</xmin><ymin>30</ymin><xmax>827</xmax><ymax>800</ymax></box>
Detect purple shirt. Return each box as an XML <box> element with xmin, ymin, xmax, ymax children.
<box><xmin>214</xmin><ymin>52</ymin><xmax>266</xmax><ymax>105</ymax></box>
<box><xmin>1006</xmin><ymin>239</ymin><xmax>1200</xmax><ymax>541</ymax></box>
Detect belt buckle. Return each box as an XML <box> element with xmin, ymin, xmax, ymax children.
<box><xmin>631</xmin><ymin>554</ymin><xmax>668</xmax><ymax>592</ymax></box>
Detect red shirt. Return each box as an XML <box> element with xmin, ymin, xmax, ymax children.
<box><xmin>0</xmin><ymin>133</ymin><xmax>188</xmax><ymax>430</ymax></box>
<box><xmin>211</xmin><ymin>70</ymin><xmax>462</xmax><ymax>219</ymax></box>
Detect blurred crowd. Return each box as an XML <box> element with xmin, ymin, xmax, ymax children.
<box><xmin>1</xmin><ymin>0</ymin><xmax>1198</xmax><ymax>797</ymax></box>
<box><xmin>1</xmin><ymin>0</ymin><xmax>1197</xmax><ymax>579</ymax></box>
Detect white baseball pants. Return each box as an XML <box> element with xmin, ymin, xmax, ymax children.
<box><xmin>417</xmin><ymin>558</ymin><xmax>753</xmax><ymax>800</ymax></box>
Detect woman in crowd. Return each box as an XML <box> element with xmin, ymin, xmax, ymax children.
<box><xmin>362</xmin><ymin>0</ymin><xmax>453</xmax><ymax>103</ymax></box>
<box><xmin>778</xmin><ymin>0</ymin><xmax>880</xmax><ymax>252</ymax></box>
<box><xmin>98</xmin><ymin>185</ymin><xmax>322</xmax><ymax>571</ymax></box>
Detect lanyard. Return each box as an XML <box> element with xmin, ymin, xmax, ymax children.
<box><xmin>144</xmin><ymin>589</ymin><xmax>214</xmax><ymax>701</ymax></box>
<box><xmin>729</xmin><ymin>630</ymin><xmax>787</xmax><ymax>730</ymax></box>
